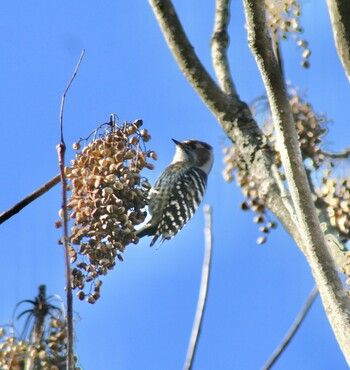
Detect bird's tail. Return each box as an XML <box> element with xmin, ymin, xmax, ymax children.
<box><xmin>136</xmin><ymin>224</ymin><xmax>157</xmax><ymax>238</ymax></box>
<box><xmin>136</xmin><ymin>224</ymin><xmax>162</xmax><ymax>247</ymax></box>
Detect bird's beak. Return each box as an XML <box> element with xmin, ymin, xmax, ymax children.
<box><xmin>172</xmin><ymin>138</ymin><xmax>181</xmax><ymax>146</ymax></box>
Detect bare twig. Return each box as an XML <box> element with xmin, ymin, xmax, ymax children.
<box><xmin>211</xmin><ymin>0</ymin><xmax>237</xmax><ymax>96</ymax></box>
<box><xmin>184</xmin><ymin>205</ymin><xmax>213</xmax><ymax>370</ymax></box>
<box><xmin>271</xmin><ymin>33</ymin><xmax>284</xmax><ymax>76</ymax></box>
<box><xmin>243</xmin><ymin>0</ymin><xmax>350</xmax><ymax>364</ymax></box>
<box><xmin>320</xmin><ymin>147</ymin><xmax>350</xmax><ymax>159</ymax></box>
<box><xmin>58</xmin><ymin>48</ymin><xmax>85</xmax><ymax>370</ymax></box>
<box><xmin>263</xmin><ymin>285</ymin><xmax>319</xmax><ymax>370</ymax></box>
<box><xmin>0</xmin><ymin>174</ymin><xmax>60</xmax><ymax>225</ymax></box>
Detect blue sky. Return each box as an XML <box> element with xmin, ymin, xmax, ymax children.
<box><xmin>1</xmin><ymin>1</ymin><xmax>349</xmax><ymax>369</ymax></box>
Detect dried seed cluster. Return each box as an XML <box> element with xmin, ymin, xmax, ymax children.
<box><xmin>290</xmin><ymin>94</ymin><xmax>328</xmax><ymax>168</ymax></box>
<box><xmin>262</xmin><ymin>91</ymin><xmax>328</xmax><ymax>169</ymax></box>
<box><xmin>0</xmin><ymin>319</ymin><xmax>79</xmax><ymax>370</ymax></box>
<box><xmin>223</xmin><ymin>145</ymin><xmax>277</xmax><ymax>245</ymax></box>
<box><xmin>60</xmin><ymin>118</ymin><xmax>156</xmax><ymax>303</ymax></box>
<box><xmin>223</xmin><ymin>89</ymin><xmax>328</xmax><ymax>244</ymax></box>
<box><xmin>265</xmin><ymin>0</ymin><xmax>311</xmax><ymax>68</ymax></box>
<box><xmin>317</xmin><ymin>176</ymin><xmax>350</xmax><ymax>243</ymax></box>
<box><xmin>316</xmin><ymin>176</ymin><xmax>350</xmax><ymax>284</ymax></box>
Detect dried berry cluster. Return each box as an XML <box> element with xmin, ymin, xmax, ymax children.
<box><xmin>223</xmin><ymin>90</ymin><xmax>328</xmax><ymax>244</ymax></box>
<box><xmin>264</xmin><ymin>92</ymin><xmax>328</xmax><ymax>170</ymax></box>
<box><xmin>59</xmin><ymin>118</ymin><xmax>156</xmax><ymax>303</ymax></box>
<box><xmin>0</xmin><ymin>318</ymin><xmax>78</xmax><ymax>369</ymax></box>
<box><xmin>223</xmin><ymin>145</ymin><xmax>277</xmax><ymax>245</ymax></box>
<box><xmin>0</xmin><ymin>286</ymin><xmax>79</xmax><ymax>369</ymax></box>
<box><xmin>317</xmin><ymin>176</ymin><xmax>350</xmax><ymax>243</ymax></box>
<box><xmin>265</xmin><ymin>0</ymin><xmax>311</xmax><ymax>68</ymax></box>
<box><xmin>290</xmin><ymin>94</ymin><xmax>328</xmax><ymax>168</ymax></box>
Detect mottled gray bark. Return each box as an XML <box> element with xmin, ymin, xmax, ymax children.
<box><xmin>327</xmin><ymin>0</ymin><xmax>350</xmax><ymax>82</ymax></box>
<box><xmin>243</xmin><ymin>0</ymin><xmax>350</xmax><ymax>365</ymax></box>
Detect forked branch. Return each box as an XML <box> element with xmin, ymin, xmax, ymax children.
<box><xmin>58</xmin><ymin>49</ymin><xmax>85</xmax><ymax>370</ymax></box>
<box><xmin>242</xmin><ymin>0</ymin><xmax>350</xmax><ymax>364</ymax></box>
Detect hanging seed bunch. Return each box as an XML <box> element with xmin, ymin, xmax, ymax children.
<box><xmin>0</xmin><ymin>328</ymin><xmax>27</xmax><ymax>370</ymax></box>
<box><xmin>223</xmin><ymin>145</ymin><xmax>277</xmax><ymax>245</ymax></box>
<box><xmin>316</xmin><ymin>175</ymin><xmax>350</xmax><ymax>244</ymax></box>
<box><xmin>256</xmin><ymin>88</ymin><xmax>329</xmax><ymax>170</ymax></box>
<box><xmin>223</xmin><ymin>88</ymin><xmax>329</xmax><ymax>244</ymax></box>
<box><xmin>0</xmin><ymin>287</ymin><xmax>79</xmax><ymax>370</ymax></box>
<box><xmin>290</xmin><ymin>93</ymin><xmax>328</xmax><ymax>168</ymax></box>
<box><xmin>0</xmin><ymin>320</ymin><xmax>78</xmax><ymax>370</ymax></box>
<box><xmin>265</xmin><ymin>0</ymin><xmax>311</xmax><ymax>68</ymax></box>
<box><xmin>316</xmin><ymin>175</ymin><xmax>350</xmax><ymax>285</ymax></box>
<box><xmin>60</xmin><ymin>117</ymin><xmax>156</xmax><ymax>303</ymax></box>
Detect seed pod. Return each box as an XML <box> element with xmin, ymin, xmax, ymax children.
<box><xmin>141</xmin><ymin>181</ymin><xmax>151</xmax><ymax>190</ymax></box>
<box><xmin>147</xmin><ymin>151</ymin><xmax>158</xmax><ymax>160</ymax></box>
<box><xmin>133</xmin><ymin>119</ymin><xmax>143</xmax><ymax>128</ymax></box>
<box><xmin>145</xmin><ymin>163</ymin><xmax>155</xmax><ymax>170</ymax></box>
<box><xmin>257</xmin><ymin>236</ymin><xmax>267</xmax><ymax>245</ymax></box>
<box><xmin>86</xmin><ymin>296</ymin><xmax>96</xmax><ymax>304</ymax></box>
<box><xmin>124</xmin><ymin>150</ymin><xmax>134</xmax><ymax>159</ymax></box>
<box><xmin>77</xmin><ymin>291</ymin><xmax>85</xmax><ymax>300</ymax></box>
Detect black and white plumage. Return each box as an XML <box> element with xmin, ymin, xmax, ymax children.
<box><xmin>137</xmin><ymin>139</ymin><xmax>214</xmax><ymax>246</ymax></box>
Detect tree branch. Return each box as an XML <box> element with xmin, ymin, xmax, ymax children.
<box><xmin>58</xmin><ymin>49</ymin><xmax>85</xmax><ymax>370</ymax></box>
<box><xmin>242</xmin><ymin>0</ymin><xmax>350</xmax><ymax>364</ymax></box>
<box><xmin>0</xmin><ymin>174</ymin><xmax>61</xmax><ymax>225</ymax></box>
<box><xmin>211</xmin><ymin>0</ymin><xmax>237</xmax><ymax>96</ymax></box>
<box><xmin>149</xmin><ymin>0</ymin><xmax>305</xmax><ymax>256</ymax></box>
<box><xmin>263</xmin><ymin>285</ymin><xmax>318</xmax><ymax>370</ymax></box>
<box><xmin>184</xmin><ymin>205</ymin><xmax>213</xmax><ymax>370</ymax></box>
<box><xmin>326</xmin><ymin>0</ymin><xmax>350</xmax><ymax>83</ymax></box>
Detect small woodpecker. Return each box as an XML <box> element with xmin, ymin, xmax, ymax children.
<box><xmin>137</xmin><ymin>139</ymin><xmax>214</xmax><ymax>246</ymax></box>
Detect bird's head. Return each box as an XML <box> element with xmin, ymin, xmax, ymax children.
<box><xmin>171</xmin><ymin>139</ymin><xmax>214</xmax><ymax>174</ymax></box>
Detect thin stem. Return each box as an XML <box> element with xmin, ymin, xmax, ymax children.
<box><xmin>0</xmin><ymin>174</ymin><xmax>61</xmax><ymax>225</ymax></box>
<box><xmin>184</xmin><ymin>205</ymin><xmax>213</xmax><ymax>370</ymax></box>
<box><xmin>320</xmin><ymin>147</ymin><xmax>350</xmax><ymax>159</ymax></box>
<box><xmin>211</xmin><ymin>0</ymin><xmax>237</xmax><ymax>96</ymax></box>
<box><xmin>58</xmin><ymin>49</ymin><xmax>85</xmax><ymax>370</ymax></box>
<box><xmin>271</xmin><ymin>32</ymin><xmax>284</xmax><ymax>77</ymax></box>
<box><xmin>263</xmin><ymin>285</ymin><xmax>318</xmax><ymax>370</ymax></box>
<box><xmin>60</xmin><ymin>50</ymin><xmax>86</xmax><ymax>140</ymax></box>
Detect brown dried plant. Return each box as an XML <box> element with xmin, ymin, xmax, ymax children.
<box><xmin>224</xmin><ymin>86</ymin><xmax>350</xmax><ymax>285</ymax></box>
<box><xmin>0</xmin><ymin>285</ymin><xmax>78</xmax><ymax>370</ymax></box>
<box><xmin>57</xmin><ymin>117</ymin><xmax>156</xmax><ymax>303</ymax></box>
<box><xmin>265</xmin><ymin>0</ymin><xmax>311</xmax><ymax>68</ymax></box>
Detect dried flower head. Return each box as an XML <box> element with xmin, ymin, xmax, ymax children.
<box><xmin>59</xmin><ymin>116</ymin><xmax>156</xmax><ymax>302</ymax></box>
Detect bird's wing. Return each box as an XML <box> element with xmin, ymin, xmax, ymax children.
<box><xmin>152</xmin><ymin>167</ymin><xmax>207</xmax><ymax>246</ymax></box>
